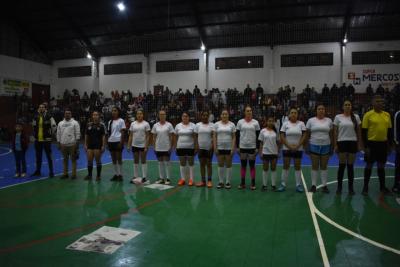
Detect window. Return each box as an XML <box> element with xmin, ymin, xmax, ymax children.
<box><xmin>281</xmin><ymin>53</ymin><xmax>333</xmax><ymax>67</ymax></box>
<box><xmin>156</xmin><ymin>59</ymin><xmax>199</xmax><ymax>72</ymax></box>
<box><xmin>58</xmin><ymin>66</ymin><xmax>92</xmax><ymax>78</ymax></box>
<box><xmin>215</xmin><ymin>56</ymin><xmax>263</xmax><ymax>69</ymax></box>
<box><xmin>104</xmin><ymin>62</ymin><xmax>143</xmax><ymax>75</ymax></box>
<box><xmin>352</xmin><ymin>51</ymin><xmax>400</xmax><ymax>65</ymax></box>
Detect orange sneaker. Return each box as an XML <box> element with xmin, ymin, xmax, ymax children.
<box><xmin>196</xmin><ymin>181</ymin><xmax>206</xmax><ymax>187</ymax></box>
<box><xmin>178</xmin><ymin>178</ymin><xmax>186</xmax><ymax>186</ymax></box>
<box><xmin>188</xmin><ymin>179</ymin><xmax>194</xmax><ymax>186</ymax></box>
<box><xmin>207</xmin><ymin>181</ymin><xmax>213</xmax><ymax>188</ymax></box>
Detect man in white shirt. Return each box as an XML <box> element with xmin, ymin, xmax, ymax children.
<box><xmin>57</xmin><ymin>109</ymin><xmax>81</xmax><ymax>179</ymax></box>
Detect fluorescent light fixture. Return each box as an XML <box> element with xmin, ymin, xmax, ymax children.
<box><xmin>117</xmin><ymin>2</ymin><xmax>125</xmax><ymax>11</ymax></box>
<box><xmin>248</xmin><ymin>60</ymin><xmax>251</xmax><ymax>64</ymax></box>
<box><xmin>200</xmin><ymin>44</ymin><xmax>205</xmax><ymax>51</ymax></box>
<box><xmin>87</xmin><ymin>53</ymin><xmax>92</xmax><ymax>59</ymax></box>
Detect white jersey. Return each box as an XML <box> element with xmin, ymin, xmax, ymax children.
<box><xmin>280</xmin><ymin>120</ymin><xmax>306</xmax><ymax>150</ymax></box>
<box><xmin>236</xmin><ymin>119</ymin><xmax>260</xmax><ymax>149</ymax></box>
<box><xmin>333</xmin><ymin>114</ymin><xmax>361</xmax><ymax>142</ymax></box>
<box><xmin>306</xmin><ymin>117</ymin><xmax>333</xmax><ymax>146</ymax></box>
<box><xmin>175</xmin><ymin>122</ymin><xmax>195</xmax><ymax>149</ymax></box>
<box><xmin>108</xmin><ymin>118</ymin><xmax>126</xmax><ymax>142</ymax></box>
<box><xmin>129</xmin><ymin>120</ymin><xmax>150</xmax><ymax>148</ymax></box>
<box><xmin>214</xmin><ymin>121</ymin><xmax>236</xmax><ymax>150</ymax></box>
<box><xmin>258</xmin><ymin>128</ymin><xmax>279</xmax><ymax>155</ymax></box>
<box><xmin>194</xmin><ymin>122</ymin><xmax>214</xmax><ymax>150</ymax></box>
<box><xmin>151</xmin><ymin>122</ymin><xmax>175</xmax><ymax>152</ymax></box>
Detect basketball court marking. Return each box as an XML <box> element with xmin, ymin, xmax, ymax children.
<box><xmin>313</xmin><ymin>176</ymin><xmax>400</xmax><ymax>255</ymax></box>
<box><xmin>300</xmin><ymin>171</ymin><xmax>330</xmax><ymax>267</ymax></box>
<box><xmin>0</xmin><ymin>147</ymin><xmax>12</xmax><ymax>156</ymax></box>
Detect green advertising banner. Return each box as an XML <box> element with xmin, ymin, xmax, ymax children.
<box><xmin>0</xmin><ymin>77</ymin><xmax>31</xmax><ymax>95</ymax></box>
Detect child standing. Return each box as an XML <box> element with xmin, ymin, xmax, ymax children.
<box><xmin>12</xmin><ymin>122</ymin><xmax>28</xmax><ymax>178</ymax></box>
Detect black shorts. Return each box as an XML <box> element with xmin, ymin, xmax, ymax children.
<box><xmin>87</xmin><ymin>143</ymin><xmax>102</xmax><ymax>150</ymax></box>
<box><xmin>108</xmin><ymin>142</ymin><xmax>123</xmax><ymax>152</ymax></box>
<box><xmin>198</xmin><ymin>149</ymin><xmax>213</xmax><ymax>159</ymax></box>
<box><xmin>218</xmin><ymin>149</ymin><xmax>231</xmax><ymax>155</ymax></box>
<box><xmin>132</xmin><ymin>146</ymin><xmax>145</xmax><ymax>152</ymax></box>
<box><xmin>282</xmin><ymin>150</ymin><xmax>303</xmax><ymax>159</ymax></box>
<box><xmin>262</xmin><ymin>154</ymin><xmax>278</xmax><ymax>161</ymax></box>
<box><xmin>176</xmin><ymin>148</ymin><xmax>195</xmax><ymax>157</ymax></box>
<box><xmin>240</xmin><ymin>148</ymin><xmax>256</xmax><ymax>155</ymax></box>
<box><xmin>337</xmin><ymin>141</ymin><xmax>358</xmax><ymax>154</ymax></box>
<box><xmin>364</xmin><ymin>141</ymin><xmax>388</xmax><ymax>164</ymax></box>
<box><xmin>155</xmin><ymin>151</ymin><xmax>170</xmax><ymax>159</ymax></box>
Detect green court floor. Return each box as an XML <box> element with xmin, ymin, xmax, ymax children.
<box><xmin>0</xmin><ymin>161</ymin><xmax>398</xmax><ymax>267</ymax></box>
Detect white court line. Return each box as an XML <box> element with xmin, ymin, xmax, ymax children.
<box><xmin>0</xmin><ymin>147</ymin><xmax>12</xmax><ymax>156</ymax></box>
<box><xmin>313</xmin><ymin>176</ymin><xmax>400</xmax><ymax>255</ymax></box>
<box><xmin>300</xmin><ymin>171</ymin><xmax>330</xmax><ymax>267</ymax></box>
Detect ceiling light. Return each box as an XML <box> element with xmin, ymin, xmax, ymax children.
<box><xmin>390</xmin><ymin>54</ymin><xmax>394</xmax><ymax>58</ymax></box>
<box><xmin>87</xmin><ymin>53</ymin><xmax>92</xmax><ymax>59</ymax></box>
<box><xmin>248</xmin><ymin>60</ymin><xmax>251</xmax><ymax>64</ymax></box>
<box><xmin>200</xmin><ymin>44</ymin><xmax>205</xmax><ymax>51</ymax></box>
<box><xmin>117</xmin><ymin>2</ymin><xmax>125</xmax><ymax>11</ymax></box>
<box><xmin>343</xmin><ymin>38</ymin><xmax>348</xmax><ymax>44</ymax></box>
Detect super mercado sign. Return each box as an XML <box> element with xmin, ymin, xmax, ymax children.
<box><xmin>347</xmin><ymin>69</ymin><xmax>400</xmax><ymax>86</ymax></box>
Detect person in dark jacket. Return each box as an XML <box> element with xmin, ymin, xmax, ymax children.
<box><xmin>31</xmin><ymin>103</ymin><xmax>57</xmax><ymax>178</ymax></box>
<box><xmin>11</xmin><ymin>122</ymin><xmax>29</xmax><ymax>178</ymax></box>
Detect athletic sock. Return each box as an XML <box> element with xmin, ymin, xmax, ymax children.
<box><xmin>271</xmin><ymin>171</ymin><xmax>276</xmax><ymax>186</ymax></box>
<box><xmin>311</xmin><ymin>170</ymin><xmax>318</xmax><ymax>186</ymax></box>
<box><xmin>250</xmin><ymin>167</ymin><xmax>256</xmax><ymax>180</ymax></box>
<box><xmin>251</xmin><ymin>178</ymin><xmax>255</xmax><ymax>187</ymax></box>
<box><xmin>165</xmin><ymin>161</ymin><xmax>171</xmax><ymax>179</ymax></box>
<box><xmin>96</xmin><ymin>164</ymin><xmax>102</xmax><ymax>177</ymax></box>
<box><xmin>218</xmin><ymin>167</ymin><xmax>224</xmax><ymax>183</ymax></box>
<box><xmin>134</xmin><ymin>164</ymin><xmax>139</xmax><ymax>178</ymax></box>
<box><xmin>321</xmin><ymin>170</ymin><xmax>328</xmax><ymax>186</ymax></box>
<box><xmin>377</xmin><ymin>168</ymin><xmax>386</xmax><ymax>190</ymax></box>
<box><xmin>281</xmin><ymin>169</ymin><xmax>289</xmax><ymax>186</ymax></box>
<box><xmin>226</xmin><ymin>167</ymin><xmax>232</xmax><ymax>184</ymax></box>
<box><xmin>262</xmin><ymin>170</ymin><xmax>268</xmax><ymax>186</ymax></box>
<box><xmin>118</xmin><ymin>164</ymin><xmax>123</xmax><ymax>176</ymax></box>
<box><xmin>337</xmin><ymin>163</ymin><xmax>346</xmax><ymax>189</ymax></box>
<box><xmin>295</xmin><ymin>170</ymin><xmax>301</xmax><ymax>187</ymax></box>
<box><xmin>189</xmin><ymin>165</ymin><xmax>194</xmax><ymax>180</ymax></box>
<box><xmin>364</xmin><ymin>168</ymin><xmax>372</xmax><ymax>190</ymax></box>
<box><xmin>142</xmin><ymin>163</ymin><xmax>147</xmax><ymax>179</ymax></box>
<box><xmin>113</xmin><ymin>164</ymin><xmax>118</xmax><ymax>175</ymax></box>
<box><xmin>180</xmin><ymin>166</ymin><xmax>186</xmax><ymax>180</ymax></box>
<box><xmin>158</xmin><ymin>162</ymin><xmax>164</xmax><ymax>179</ymax></box>
<box><xmin>88</xmin><ymin>162</ymin><xmax>93</xmax><ymax>176</ymax></box>
<box><xmin>347</xmin><ymin>164</ymin><xmax>354</xmax><ymax>191</ymax></box>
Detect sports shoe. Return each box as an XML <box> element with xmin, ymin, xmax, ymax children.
<box><xmin>261</xmin><ymin>185</ymin><xmax>268</xmax><ymax>191</ymax></box>
<box><xmin>250</xmin><ymin>185</ymin><xmax>256</xmax><ymax>191</ymax></box>
<box><xmin>310</xmin><ymin>185</ymin><xmax>317</xmax><ymax>193</ymax></box>
<box><xmin>95</xmin><ymin>176</ymin><xmax>101</xmax><ymax>182</ymax></box>
<box><xmin>271</xmin><ymin>185</ymin><xmax>277</xmax><ymax>191</ymax></box>
<box><xmin>238</xmin><ymin>184</ymin><xmax>246</xmax><ymax>190</ymax></box>
<box><xmin>110</xmin><ymin>175</ymin><xmax>119</xmax><ymax>181</ymax></box>
<box><xmin>21</xmin><ymin>173</ymin><xmax>26</xmax><ymax>178</ymax></box>
<box><xmin>207</xmin><ymin>181</ymin><xmax>213</xmax><ymax>188</ymax></box>
<box><xmin>141</xmin><ymin>178</ymin><xmax>150</xmax><ymax>185</ymax></box>
<box><xmin>277</xmin><ymin>183</ymin><xmax>286</xmax><ymax>192</ymax></box>
<box><xmin>196</xmin><ymin>181</ymin><xmax>206</xmax><ymax>187</ymax></box>
<box><xmin>155</xmin><ymin>179</ymin><xmax>165</xmax><ymax>184</ymax></box>
<box><xmin>84</xmin><ymin>175</ymin><xmax>92</xmax><ymax>181</ymax></box>
<box><xmin>165</xmin><ymin>179</ymin><xmax>171</xmax><ymax>185</ymax></box>
<box><xmin>321</xmin><ymin>186</ymin><xmax>330</xmax><ymax>194</ymax></box>
<box><xmin>225</xmin><ymin>182</ymin><xmax>231</xmax><ymax>189</ymax></box>
<box><xmin>380</xmin><ymin>187</ymin><xmax>392</xmax><ymax>195</ymax></box>
<box><xmin>178</xmin><ymin>178</ymin><xmax>186</xmax><ymax>186</ymax></box>
<box><xmin>188</xmin><ymin>179</ymin><xmax>194</xmax><ymax>186</ymax></box>
<box><xmin>117</xmin><ymin>175</ymin><xmax>123</xmax><ymax>181</ymax></box>
<box><xmin>217</xmin><ymin>182</ymin><xmax>224</xmax><ymax>189</ymax></box>
<box><xmin>14</xmin><ymin>173</ymin><xmax>20</xmax><ymax>178</ymax></box>
<box><xmin>296</xmin><ymin>185</ymin><xmax>304</xmax><ymax>193</ymax></box>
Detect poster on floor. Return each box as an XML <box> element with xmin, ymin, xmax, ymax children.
<box><xmin>66</xmin><ymin>226</ymin><xmax>140</xmax><ymax>254</ymax></box>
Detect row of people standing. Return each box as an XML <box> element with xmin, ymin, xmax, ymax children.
<box><xmin>20</xmin><ymin>96</ymin><xmax>398</xmax><ymax>195</ymax></box>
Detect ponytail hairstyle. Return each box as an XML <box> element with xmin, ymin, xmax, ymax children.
<box><xmin>344</xmin><ymin>100</ymin><xmax>358</xmax><ymax>132</ymax></box>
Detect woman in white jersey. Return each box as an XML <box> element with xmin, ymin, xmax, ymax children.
<box><xmin>128</xmin><ymin>109</ymin><xmax>151</xmax><ymax>184</ymax></box>
<box><xmin>195</xmin><ymin>111</ymin><xmax>215</xmax><ymax>188</ymax></box>
<box><xmin>278</xmin><ymin>108</ymin><xmax>307</xmax><ymax>192</ymax></box>
<box><xmin>258</xmin><ymin>115</ymin><xmax>280</xmax><ymax>191</ymax></box>
<box><xmin>305</xmin><ymin>104</ymin><xmax>333</xmax><ymax>193</ymax></box>
<box><xmin>333</xmin><ymin>100</ymin><xmax>362</xmax><ymax>195</ymax></box>
<box><xmin>214</xmin><ymin>109</ymin><xmax>236</xmax><ymax>189</ymax></box>
<box><xmin>107</xmin><ymin>107</ymin><xmax>126</xmax><ymax>182</ymax></box>
<box><xmin>175</xmin><ymin>112</ymin><xmax>197</xmax><ymax>186</ymax></box>
<box><xmin>152</xmin><ymin>110</ymin><xmax>175</xmax><ymax>185</ymax></box>
<box><xmin>236</xmin><ymin>106</ymin><xmax>260</xmax><ymax>190</ymax></box>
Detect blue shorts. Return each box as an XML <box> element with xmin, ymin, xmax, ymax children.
<box><xmin>309</xmin><ymin>144</ymin><xmax>331</xmax><ymax>155</ymax></box>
